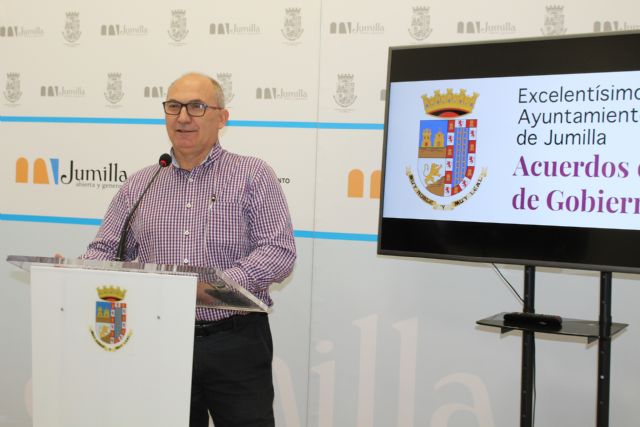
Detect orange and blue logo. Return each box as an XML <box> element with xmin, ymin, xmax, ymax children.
<box><xmin>15</xmin><ymin>157</ymin><xmax>59</xmax><ymax>184</ymax></box>
<box><xmin>15</xmin><ymin>156</ymin><xmax>128</xmax><ymax>188</ymax></box>
<box><xmin>347</xmin><ymin>169</ymin><xmax>380</xmax><ymax>199</ymax></box>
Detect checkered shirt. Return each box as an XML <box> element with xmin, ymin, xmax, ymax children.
<box><xmin>83</xmin><ymin>142</ymin><xmax>296</xmax><ymax>321</ymax></box>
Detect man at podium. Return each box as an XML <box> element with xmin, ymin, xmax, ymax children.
<box><xmin>82</xmin><ymin>72</ymin><xmax>296</xmax><ymax>427</ymax></box>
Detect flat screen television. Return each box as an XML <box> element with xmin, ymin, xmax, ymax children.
<box><xmin>378</xmin><ymin>31</ymin><xmax>640</xmax><ymax>273</ymax></box>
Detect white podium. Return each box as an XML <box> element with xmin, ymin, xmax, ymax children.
<box><xmin>7</xmin><ymin>255</ymin><xmax>269</xmax><ymax>427</ymax></box>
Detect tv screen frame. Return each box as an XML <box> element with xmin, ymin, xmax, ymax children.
<box><xmin>377</xmin><ymin>31</ymin><xmax>640</xmax><ymax>273</ymax></box>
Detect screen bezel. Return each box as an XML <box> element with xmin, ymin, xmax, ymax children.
<box><xmin>378</xmin><ymin>31</ymin><xmax>640</xmax><ymax>273</ymax></box>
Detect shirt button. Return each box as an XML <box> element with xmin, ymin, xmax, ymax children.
<box><xmin>184</xmin><ymin>230</ymin><xmax>190</xmax><ymax>236</ymax></box>
<box><xmin>186</xmin><ymin>202</ymin><xmax>192</xmax><ymax>209</ymax></box>
<box><xmin>188</xmin><ymin>178</ymin><xmax>194</xmax><ymax>183</ymax></box>
<box><xmin>183</xmin><ymin>258</ymin><xmax>189</xmax><ymax>264</ymax></box>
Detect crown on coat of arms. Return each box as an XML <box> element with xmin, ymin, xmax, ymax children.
<box><xmin>97</xmin><ymin>286</ymin><xmax>126</xmax><ymax>301</ymax></box>
<box><xmin>422</xmin><ymin>89</ymin><xmax>478</xmax><ymax>116</ymax></box>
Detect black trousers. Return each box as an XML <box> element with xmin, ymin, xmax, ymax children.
<box><xmin>190</xmin><ymin>313</ymin><xmax>275</xmax><ymax>427</ymax></box>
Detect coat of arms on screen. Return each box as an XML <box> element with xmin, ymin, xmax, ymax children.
<box><xmin>89</xmin><ymin>286</ymin><xmax>132</xmax><ymax>352</ymax></box>
<box><xmin>406</xmin><ymin>89</ymin><xmax>488</xmax><ymax>210</ymax></box>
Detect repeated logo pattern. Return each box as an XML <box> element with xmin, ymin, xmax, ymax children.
<box><xmin>334</xmin><ymin>74</ymin><xmax>357</xmax><ymax>108</ymax></box>
<box><xmin>104</xmin><ymin>73</ymin><xmax>124</xmax><ymax>104</ymax></box>
<box><xmin>3</xmin><ymin>73</ymin><xmax>22</xmax><ymax>103</ymax></box>
<box><xmin>408</xmin><ymin>7</ymin><xmax>432</xmax><ymax>41</ymax></box>
<box><xmin>62</xmin><ymin>12</ymin><xmax>81</xmax><ymax>43</ymax></box>
<box><xmin>282</xmin><ymin>8</ymin><xmax>304</xmax><ymax>41</ymax></box>
<box><xmin>542</xmin><ymin>5</ymin><xmax>567</xmax><ymax>36</ymax></box>
<box><xmin>168</xmin><ymin>10</ymin><xmax>188</xmax><ymax>42</ymax></box>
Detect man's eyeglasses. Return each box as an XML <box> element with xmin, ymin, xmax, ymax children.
<box><xmin>162</xmin><ymin>101</ymin><xmax>223</xmax><ymax>117</ymax></box>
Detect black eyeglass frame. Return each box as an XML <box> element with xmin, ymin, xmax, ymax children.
<box><xmin>162</xmin><ymin>101</ymin><xmax>223</xmax><ymax>117</ymax></box>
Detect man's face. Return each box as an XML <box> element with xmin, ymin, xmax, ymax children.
<box><xmin>165</xmin><ymin>75</ymin><xmax>228</xmax><ymax>166</ymax></box>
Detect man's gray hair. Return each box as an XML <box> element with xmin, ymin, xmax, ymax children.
<box><xmin>169</xmin><ymin>72</ymin><xmax>226</xmax><ymax>108</ymax></box>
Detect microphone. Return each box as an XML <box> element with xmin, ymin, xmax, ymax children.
<box><xmin>115</xmin><ymin>153</ymin><xmax>172</xmax><ymax>261</ymax></box>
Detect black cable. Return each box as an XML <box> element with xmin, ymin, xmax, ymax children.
<box><xmin>491</xmin><ymin>263</ymin><xmax>525</xmax><ymax>305</ymax></box>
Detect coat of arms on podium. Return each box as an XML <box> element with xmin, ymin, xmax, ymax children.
<box><xmin>90</xmin><ymin>286</ymin><xmax>132</xmax><ymax>351</ymax></box>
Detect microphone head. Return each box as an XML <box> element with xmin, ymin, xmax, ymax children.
<box><xmin>158</xmin><ymin>153</ymin><xmax>172</xmax><ymax>167</ymax></box>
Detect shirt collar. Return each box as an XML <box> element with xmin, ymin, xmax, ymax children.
<box><xmin>169</xmin><ymin>141</ymin><xmax>223</xmax><ymax>169</ymax></box>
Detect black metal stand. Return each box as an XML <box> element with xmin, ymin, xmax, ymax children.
<box><xmin>520</xmin><ymin>265</ymin><xmax>535</xmax><ymax>427</ymax></box>
<box><xmin>597</xmin><ymin>271</ymin><xmax>612</xmax><ymax>427</ymax></box>
<box><xmin>476</xmin><ymin>267</ymin><xmax>628</xmax><ymax>427</ymax></box>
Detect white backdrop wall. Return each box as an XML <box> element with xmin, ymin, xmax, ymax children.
<box><xmin>2</xmin><ymin>1</ymin><xmax>640</xmax><ymax>426</ymax></box>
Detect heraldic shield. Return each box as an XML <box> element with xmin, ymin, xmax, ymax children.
<box><xmin>91</xmin><ymin>286</ymin><xmax>131</xmax><ymax>351</ymax></box>
<box><xmin>417</xmin><ymin>118</ymin><xmax>477</xmax><ymax>197</ymax></box>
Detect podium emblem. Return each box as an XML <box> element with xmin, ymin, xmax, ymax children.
<box><xmin>90</xmin><ymin>286</ymin><xmax>132</xmax><ymax>351</ymax></box>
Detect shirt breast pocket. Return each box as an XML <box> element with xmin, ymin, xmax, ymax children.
<box><xmin>206</xmin><ymin>199</ymin><xmax>249</xmax><ymax>260</ymax></box>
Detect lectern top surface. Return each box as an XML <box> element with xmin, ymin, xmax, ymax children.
<box><xmin>6</xmin><ymin>255</ymin><xmax>270</xmax><ymax>313</ymax></box>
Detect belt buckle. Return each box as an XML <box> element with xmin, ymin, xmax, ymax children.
<box><xmin>194</xmin><ymin>321</ymin><xmax>215</xmax><ymax>337</ymax></box>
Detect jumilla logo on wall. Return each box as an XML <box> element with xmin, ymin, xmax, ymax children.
<box><xmin>15</xmin><ymin>157</ymin><xmax>128</xmax><ymax>190</ymax></box>
<box><xmin>256</xmin><ymin>85</ymin><xmax>308</xmax><ymax>101</ymax></box>
<box><xmin>90</xmin><ymin>286</ymin><xmax>132</xmax><ymax>352</ymax></box>
<box><xmin>406</xmin><ymin>89</ymin><xmax>488</xmax><ymax>210</ymax></box>
<box><xmin>593</xmin><ymin>20</ymin><xmax>640</xmax><ymax>33</ymax></box>
<box><xmin>41</xmin><ymin>83</ymin><xmax>86</xmax><ymax>98</ymax></box>
<box><xmin>0</xmin><ymin>24</ymin><xmax>44</xmax><ymax>38</ymax></box>
<box><xmin>144</xmin><ymin>85</ymin><xmax>166</xmax><ymax>98</ymax></box>
<box><xmin>100</xmin><ymin>23</ymin><xmax>148</xmax><ymax>36</ymax></box>
<box><xmin>456</xmin><ymin>19</ymin><xmax>516</xmax><ymax>35</ymax></box>
<box><xmin>329</xmin><ymin>20</ymin><xmax>384</xmax><ymax>35</ymax></box>
<box><xmin>209</xmin><ymin>19</ymin><xmax>261</xmax><ymax>35</ymax></box>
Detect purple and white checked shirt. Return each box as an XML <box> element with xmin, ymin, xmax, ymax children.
<box><xmin>83</xmin><ymin>142</ymin><xmax>296</xmax><ymax>321</ymax></box>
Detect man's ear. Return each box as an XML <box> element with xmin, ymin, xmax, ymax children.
<box><xmin>218</xmin><ymin>109</ymin><xmax>229</xmax><ymax>128</ymax></box>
